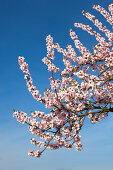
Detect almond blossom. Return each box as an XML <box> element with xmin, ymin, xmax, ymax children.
<box><xmin>13</xmin><ymin>3</ymin><xmax>113</xmax><ymax>157</ymax></box>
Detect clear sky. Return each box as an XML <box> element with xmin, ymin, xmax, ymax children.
<box><xmin>0</xmin><ymin>0</ymin><xmax>113</xmax><ymax>170</ymax></box>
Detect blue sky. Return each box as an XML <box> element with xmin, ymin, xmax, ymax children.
<box><xmin>0</xmin><ymin>0</ymin><xmax>113</xmax><ymax>169</ymax></box>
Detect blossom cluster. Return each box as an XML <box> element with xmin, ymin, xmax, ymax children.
<box><xmin>18</xmin><ymin>57</ymin><xmax>41</xmax><ymax>101</ymax></box>
<box><xmin>13</xmin><ymin>3</ymin><xmax>113</xmax><ymax>157</ymax></box>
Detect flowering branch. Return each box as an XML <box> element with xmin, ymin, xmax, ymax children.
<box><xmin>13</xmin><ymin>3</ymin><xmax>113</xmax><ymax>157</ymax></box>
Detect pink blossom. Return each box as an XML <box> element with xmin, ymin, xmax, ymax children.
<box><xmin>14</xmin><ymin>3</ymin><xmax>113</xmax><ymax>158</ymax></box>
